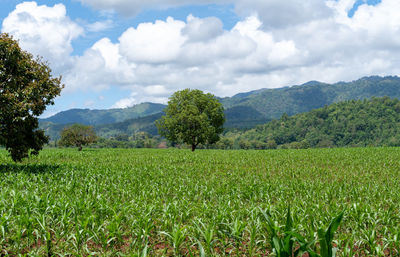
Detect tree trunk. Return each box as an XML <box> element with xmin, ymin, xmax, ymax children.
<box><xmin>191</xmin><ymin>144</ymin><xmax>196</xmax><ymax>152</ymax></box>
<box><xmin>78</xmin><ymin>145</ymin><xmax>82</xmax><ymax>151</ymax></box>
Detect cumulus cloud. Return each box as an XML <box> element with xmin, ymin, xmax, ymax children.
<box><xmin>78</xmin><ymin>0</ymin><xmax>230</xmax><ymax>16</ymax></box>
<box><xmin>80</xmin><ymin>14</ymin><xmax>304</xmax><ymax>107</ymax></box>
<box><xmin>183</xmin><ymin>15</ymin><xmax>224</xmax><ymax>42</ymax></box>
<box><xmin>86</xmin><ymin>19</ymin><xmax>113</xmax><ymax>32</ymax></box>
<box><xmin>78</xmin><ymin>0</ymin><xmax>333</xmax><ymax>29</ymax></box>
<box><xmin>112</xmin><ymin>92</ymin><xmax>138</xmax><ymax>109</ymax></box>
<box><xmin>4</xmin><ymin>0</ymin><xmax>400</xmax><ymax>110</ymax></box>
<box><xmin>119</xmin><ymin>17</ymin><xmax>187</xmax><ymax>64</ymax></box>
<box><xmin>1</xmin><ymin>2</ymin><xmax>83</xmax><ymax>71</ymax></box>
<box><xmin>235</xmin><ymin>0</ymin><xmax>333</xmax><ymax>29</ymax></box>
<box><xmin>78</xmin><ymin>0</ymin><xmax>400</xmax><ymax>108</ymax></box>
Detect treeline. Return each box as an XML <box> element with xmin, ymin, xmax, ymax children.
<box><xmin>50</xmin><ymin>97</ymin><xmax>400</xmax><ymax>150</ymax></box>
<box><xmin>216</xmin><ymin>97</ymin><xmax>400</xmax><ymax>149</ymax></box>
<box><xmin>49</xmin><ymin>131</ymin><xmax>165</xmax><ymax>149</ymax></box>
<box><xmin>92</xmin><ymin>132</ymin><xmax>164</xmax><ymax>149</ymax></box>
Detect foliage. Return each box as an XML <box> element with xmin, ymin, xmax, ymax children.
<box><xmin>261</xmin><ymin>207</ymin><xmax>296</xmax><ymax>257</ymax></box>
<box><xmin>45</xmin><ymin>97</ymin><xmax>400</xmax><ymax>151</ymax></box>
<box><xmin>221</xmin><ymin>97</ymin><xmax>400</xmax><ymax>149</ymax></box>
<box><xmin>89</xmin><ymin>132</ymin><xmax>162</xmax><ymax>149</ymax></box>
<box><xmin>96</xmin><ymin>112</ymin><xmax>163</xmax><ymax>138</ymax></box>
<box><xmin>58</xmin><ymin>124</ymin><xmax>97</xmax><ymax>151</ymax></box>
<box><xmin>221</xmin><ymin>75</ymin><xmax>400</xmax><ymax>120</ymax></box>
<box><xmin>260</xmin><ymin>207</ymin><xmax>344</xmax><ymax>257</ymax></box>
<box><xmin>0</xmin><ymin>147</ymin><xmax>399</xmax><ymax>255</ymax></box>
<box><xmin>0</xmin><ymin>33</ymin><xmax>63</xmax><ymax>161</ymax></box>
<box><xmin>156</xmin><ymin>89</ymin><xmax>225</xmax><ymax>151</ymax></box>
<box><xmin>317</xmin><ymin>211</ymin><xmax>345</xmax><ymax>257</ymax></box>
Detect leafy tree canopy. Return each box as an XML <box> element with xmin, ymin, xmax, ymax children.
<box><xmin>223</xmin><ymin>97</ymin><xmax>400</xmax><ymax>149</ymax></box>
<box><xmin>59</xmin><ymin>124</ymin><xmax>97</xmax><ymax>151</ymax></box>
<box><xmin>0</xmin><ymin>33</ymin><xmax>63</xmax><ymax>161</ymax></box>
<box><xmin>156</xmin><ymin>89</ymin><xmax>225</xmax><ymax>151</ymax></box>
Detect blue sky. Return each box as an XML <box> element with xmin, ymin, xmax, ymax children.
<box><xmin>1</xmin><ymin>1</ymin><xmax>240</xmax><ymax>55</ymax></box>
<box><xmin>2</xmin><ymin>0</ymin><xmax>397</xmax><ymax>118</ymax></box>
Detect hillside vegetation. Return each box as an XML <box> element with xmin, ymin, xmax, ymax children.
<box><xmin>223</xmin><ymin>97</ymin><xmax>400</xmax><ymax>149</ymax></box>
<box><xmin>221</xmin><ymin>75</ymin><xmax>400</xmax><ymax>119</ymax></box>
<box><xmin>40</xmin><ymin>102</ymin><xmax>165</xmax><ymax>125</ymax></box>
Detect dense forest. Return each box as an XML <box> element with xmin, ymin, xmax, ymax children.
<box><xmin>220</xmin><ymin>75</ymin><xmax>400</xmax><ymax>119</ymax></box>
<box><xmin>217</xmin><ymin>97</ymin><xmax>400</xmax><ymax>149</ymax></box>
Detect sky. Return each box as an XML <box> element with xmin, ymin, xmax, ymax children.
<box><xmin>1</xmin><ymin>0</ymin><xmax>398</xmax><ymax>117</ymax></box>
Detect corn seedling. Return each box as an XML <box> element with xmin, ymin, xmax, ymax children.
<box><xmin>0</xmin><ymin>148</ymin><xmax>399</xmax><ymax>255</ymax></box>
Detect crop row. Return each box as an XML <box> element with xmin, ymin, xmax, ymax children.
<box><xmin>0</xmin><ymin>148</ymin><xmax>399</xmax><ymax>256</ymax></box>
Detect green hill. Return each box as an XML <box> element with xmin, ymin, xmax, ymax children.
<box><xmin>224</xmin><ymin>97</ymin><xmax>400</xmax><ymax>149</ymax></box>
<box><xmin>221</xmin><ymin>76</ymin><xmax>400</xmax><ymax>119</ymax></box>
<box><xmin>40</xmin><ymin>102</ymin><xmax>165</xmax><ymax>125</ymax></box>
<box><xmin>40</xmin><ymin>76</ymin><xmax>400</xmax><ymax>140</ymax></box>
<box><xmin>95</xmin><ymin>113</ymin><xmax>163</xmax><ymax>137</ymax></box>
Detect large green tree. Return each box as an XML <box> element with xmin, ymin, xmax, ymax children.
<box><xmin>59</xmin><ymin>124</ymin><xmax>97</xmax><ymax>151</ymax></box>
<box><xmin>0</xmin><ymin>33</ymin><xmax>63</xmax><ymax>161</ymax></box>
<box><xmin>156</xmin><ymin>89</ymin><xmax>225</xmax><ymax>151</ymax></box>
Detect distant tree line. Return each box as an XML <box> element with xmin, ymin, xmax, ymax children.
<box><xmin>91</xmin><ymin>132</ymin><xmax>164</xmax><ymax>149</ymax></box>
<box><xmin>54</xmin><ymin>97</ymin><xmax>400</xmax><ymax>151</ymax></box>
<box><xmin>53</xmin><ymin>129</ymin><xmax>165</xmax><ymax>150</ymax></box>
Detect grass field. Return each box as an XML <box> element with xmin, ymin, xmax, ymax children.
<box><xmin>0</xmin><ymin>148</ymin><xmax>400</xmax><ymax>256</ymax></box>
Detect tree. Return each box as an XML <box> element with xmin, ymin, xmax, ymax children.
<box><xmin>0</xmin><ymin>33</ymin><xmax>63</xmax><ymax>161</ymax></box>
<box><xmin>156</xmin><ymin>89</ymin><xmax>225</xmax><ymax>151</ymax></box>
<box><xmin>59</xmin><ymin>124</ymin><xmax>97</xmax><ymax>151</ymax></box>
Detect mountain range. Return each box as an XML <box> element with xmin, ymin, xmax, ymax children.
<box><xmin>39</xmin><ymin>76</ymin><xmax>400</xmax><ymax>140</ymax></box>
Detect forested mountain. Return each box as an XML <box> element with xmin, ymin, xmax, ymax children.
<box><xmin>221</xmin><ymin>76</ymin><xmax>400</xmax><ymax>119</ymax></box>
<box><xmin>40</xmin><ymin>102</ymin><xmax>165</xmax><ymax>125</ymax></box>
<box><xmin>95</xmin><ymin>113</ymin><xmax>163</xmax><ymax>137</ymax></box>
<box><xmin>40</xmin><ymin>76</ymin><xmax>400</xmax><ymax>140</ymax></box>
<box><xmin>221</xmin><ymin>97</ymin><xmax>400</xmax><ymax>149</ymax></box>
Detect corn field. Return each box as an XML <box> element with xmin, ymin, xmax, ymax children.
<box><xmin>0</xmin><ymin>148</ymin><xmax>399</xmax><ymax>256</ymax></box>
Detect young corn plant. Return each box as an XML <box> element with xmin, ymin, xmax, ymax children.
<box><xmin>291</xmin><ymin>211</ymin><xmax>345</xmax><ymax>257</ymax></box>
<box><xmin>132</xmin><ymin>245</ymin><xmax>148</xmax><ymax>257</ymax></box>
<box><xmin>260</xmin><ymin>207</ymin><xmax>296</xmax><ymax>257</ymax></box>
<box><xmin>246</xmin><ymin>219</ymin><xmax>261</xmax><ymax>256</ymax></box>
<box><xmin>194</xmin><ymin>220</ymin><xmax>217</xmax><ymax>255</ymax></box>
<box><xmin>193</xmin><ymin>238</ymin><xmax>206</xmax><ymax>257</ymax></box>
<box><xmin>229</xmin><ymin>218</ymin><xmax>246</xmax><ymax>254</ymax></box>
<box><xmin>261</xmin><ymin>208</ymin><xmax>345</xmax><ymax>257</ymax></box>
<box><xmin>160</xmin><ymin>224</ymin><xmax>187</xmax><ymax>256</ymax></box>
<box><xmin>340</xmin><ymin>239</ymin><xmax>356</xmax><ymax>257</ymax></box>
<box><xmin>317</xmin><ymin>211</ymin><xmax>345</xmax><ymax>257</ymax></box>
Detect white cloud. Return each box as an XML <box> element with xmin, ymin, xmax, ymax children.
<box><xmin>65</xmin><ymin>15</ymin><xmax>303</xmax><ymax>104</ymax></box>
<box><xmin>106</xmin><ymin>0</ymin><xmax>400</xmax><ymax>106</ymax></box>
<box><xmin>4</xmin><ymin>0</ymin><xmax>400</xmax><ymax>112</ymax></box>
<box><xmin>235</xmin><ymin>0</ymin><xmax>333</xmax><ymax>29</ymax></box>
<box><xmin>78</xmin><ymin>0</ymin><xmax>332</xmax><ymax>28</ymax></box>
<box><xmin>143</xmin><ymin>85</ymin><xmax>170</xmax><ymax>96</ymax></box>
<box><xmin>112</xmin><ymin>93</ymin><xmax>138</xmax><ymax>108</ymax></box>
<box><xmin>1</xmin><ymin>2</ymin><xmax>83</xmax><ymax>71</ymax></box>
<box><xmin>111</xmin><ymin>91</ymin><xmax>169</xmax><ymax>108</ymax></box>
<box><xmin>86</xmin><ymin>19</ymin><xmax>113</xmax><ymax>32</ymax></box>
<box><xmin>119</xmin><ymin>17</ymin><xmax>187</xmax><ymax>64</ymax></box>
<box><xmin>78</xmin><ymin>0</ymin><xmax>230</xmax><ymax>16</ymax></box>
<box><xmin>78</xmin><ymin>0</ymin><xmax>333</xmax><ymax>30</ymax></box>
<box><xmin>183</xmin><ymin>15</ymin><xmax>224</xmax><ymax>42</ymax></box>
